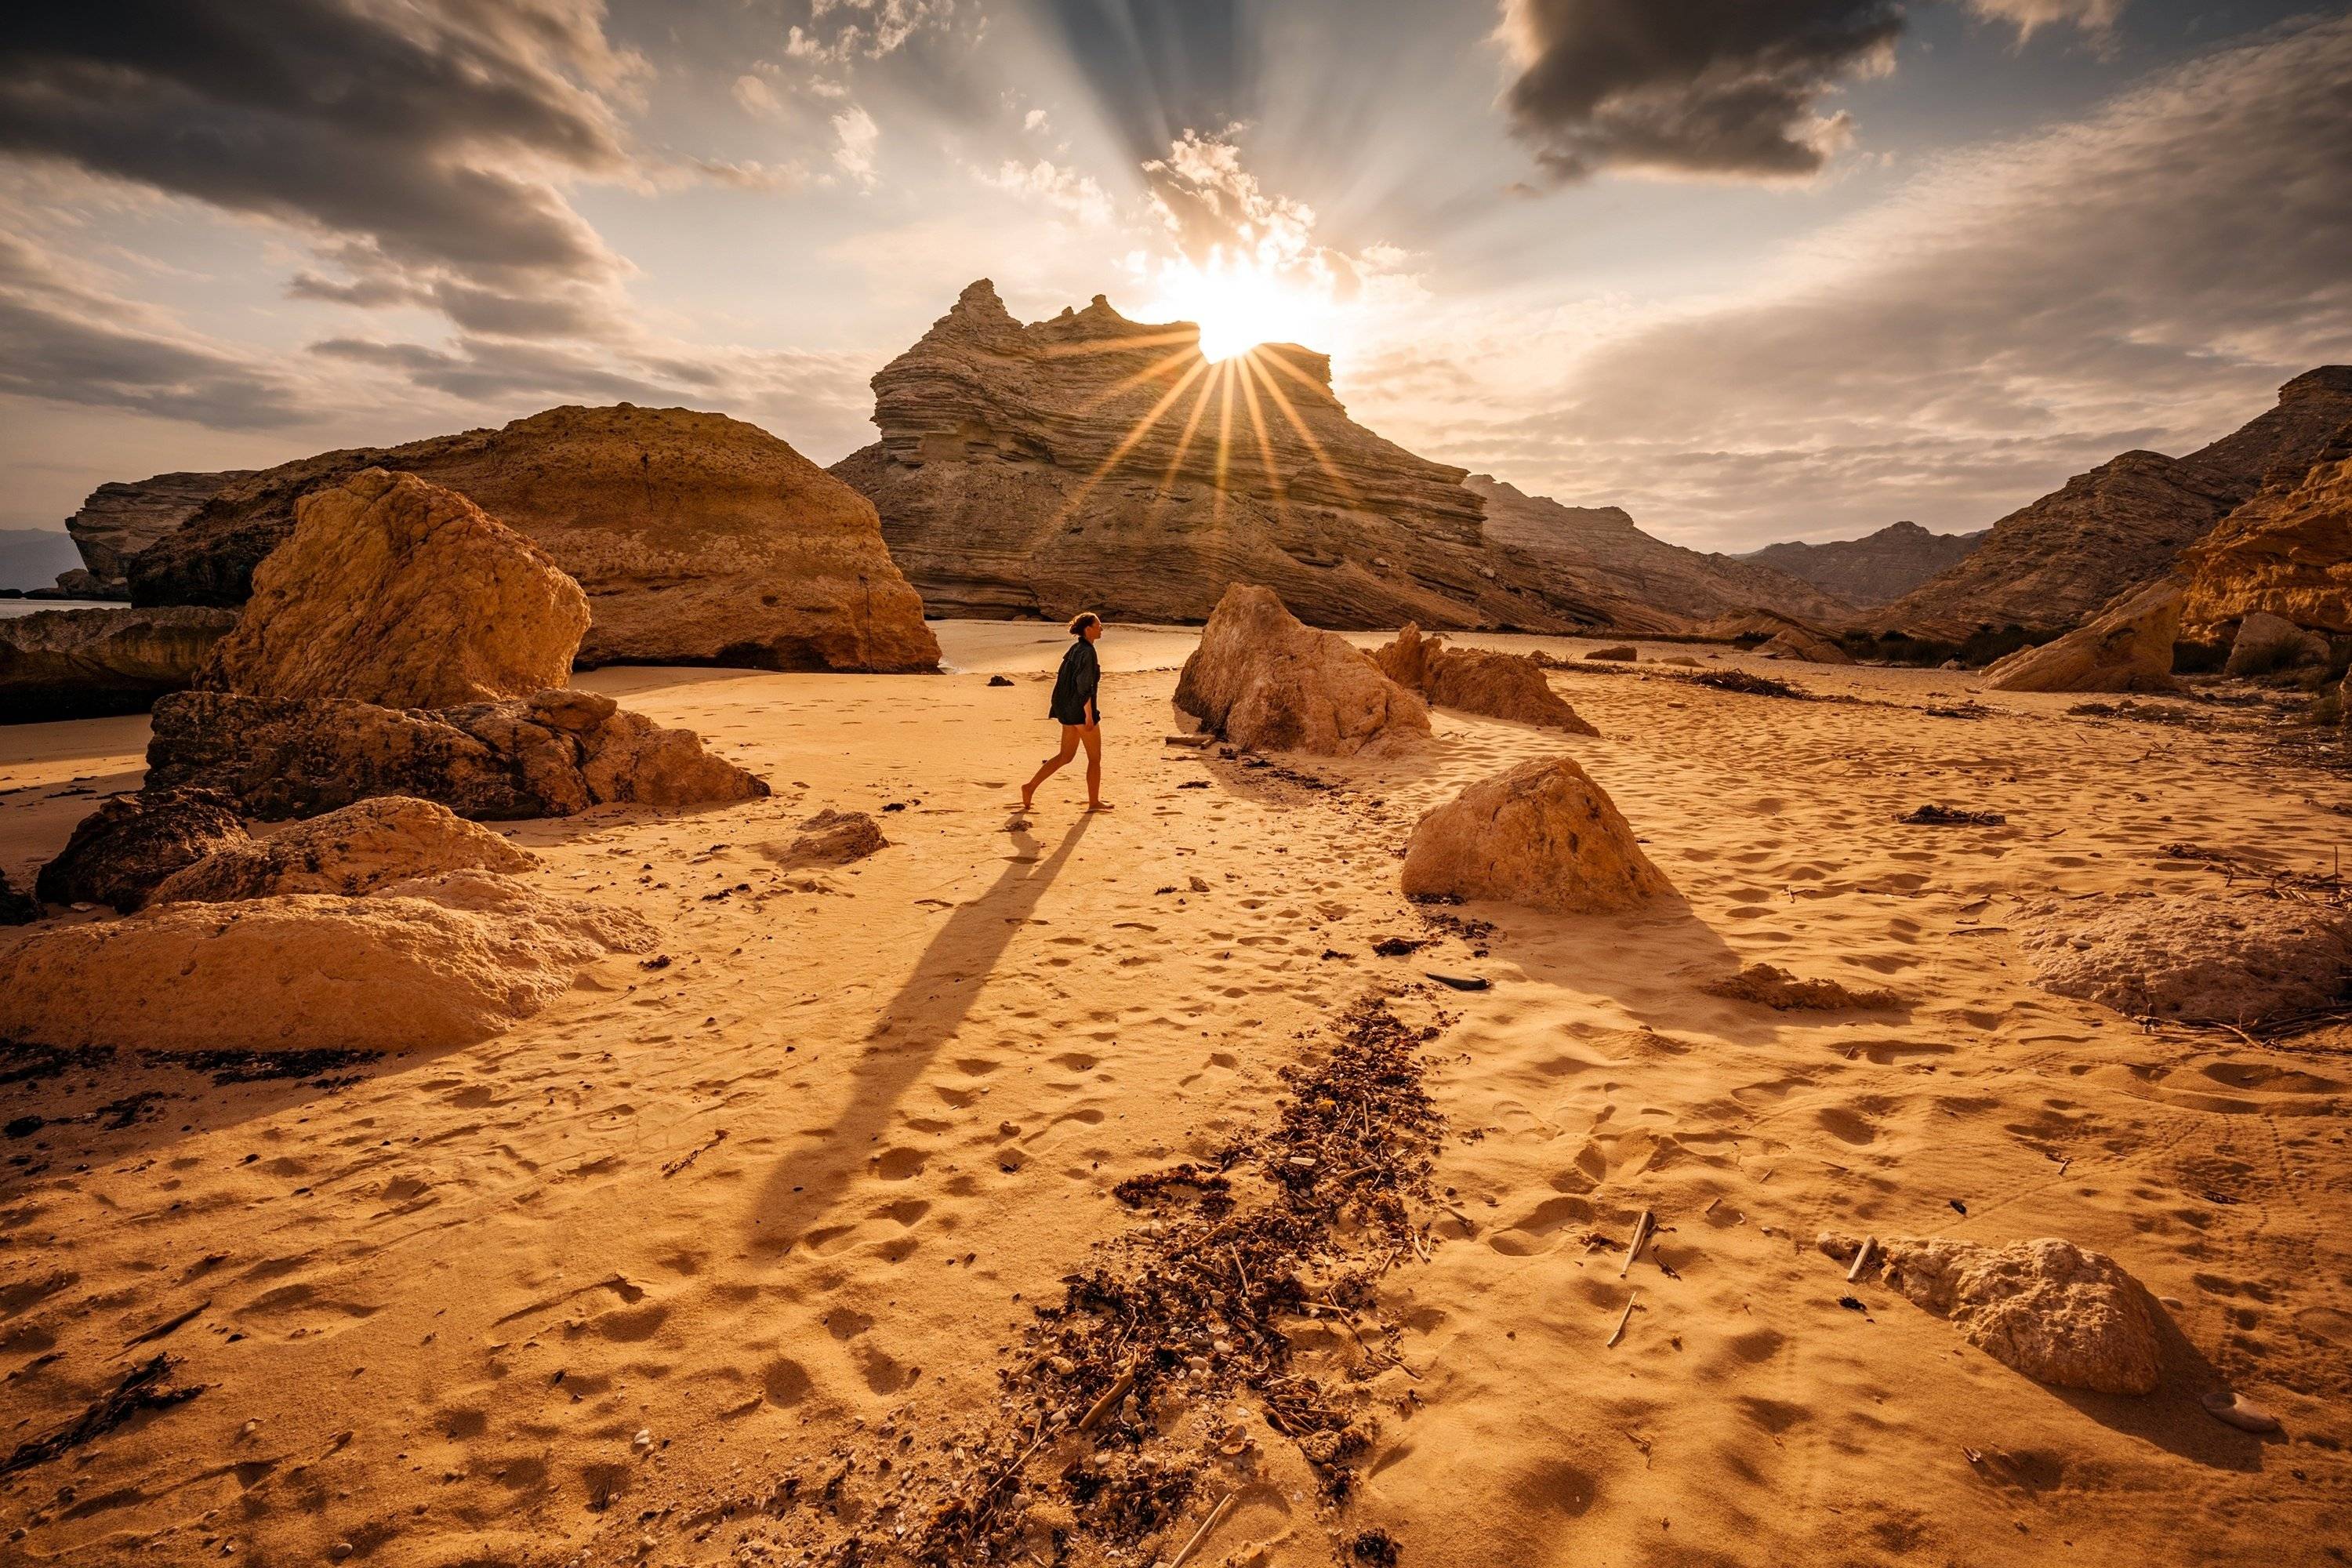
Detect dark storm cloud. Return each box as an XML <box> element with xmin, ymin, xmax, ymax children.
<box><xmin>1025</xmin><ymin>0</ymin><xmax>1261</xmax><ymax>161</ymax></box>
<box><xmin>0</xmin><ymin>0</ymin><xmax>637</xmax><ymax>316</ymax></box>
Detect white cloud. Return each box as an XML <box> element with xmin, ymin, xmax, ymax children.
<box><xmin>733</xmin><ymin>74</ymin><xmax>785</xmax><ymax>122</ymax></box>
<box><xmin>832</xmin><ymin>106</ymin><xmax>881</xmax><ymax>188</ymax></box>
<box><xmin>976</xmin><ymin>158</ymin><xmax>1112</xmax><ymax>225</ymax></box>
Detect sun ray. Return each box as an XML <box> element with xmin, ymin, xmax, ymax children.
<box><xmin>1150</xmin><ymin>354</ymin><xmax>1222</xmax><ymax>513</ymax></box>
<box><xmin>1243</xmin><ymin>351</ymin><xmax>1359</xmax><ymax>506</ymax></box>
<box><xmin>1039</xmin><ymin>328</ymin><xmax>1201</xmax><ymax>360</ymax></box>
<box><xmin>1074</xmin><ymin>342</ymin><xmax>1208</xmax><ymax>417</ymax></box>
<box><xmin>1232</xmin><ymin>349</ymin><xmax>1289</xmax><ymax>518</ymax></box>
<box><xmin>1048</xmin><ymin>354</ymin><xmax>1212</xmax><ymax>525</ymax></box>
<box><xmin>1212</xmin><ymin>361</ymin><xmax>1236</xmax><ymax>531</ymax></box>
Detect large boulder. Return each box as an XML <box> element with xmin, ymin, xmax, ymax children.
<box><xmin>1400</xmin><ymin>757</ymin><xmax>1674</xmax><ymax>913</ymax></box>
<box><xmin>1757</xmin><ymin>626</ymin><xmax>1855</xmax><ymax>665</ymax></box>
<box><xmin>1820</xmin><ymin>1232</ymin><xmax>2161</xmax><ymax>1396</ymax></box>
<box><xmin>57</xmin><ymin>470</ymin><xmax>252</xmax><ymax>597</ymax></box>
<box><xmin>1984</xmin><ymin>580</ymin><xmax>2183</xmax><ymax>694</ymax></box>
<box><xmin>0</xmin><ymin>869</ymin><xmax>38</xmax><ymax>926</ymax></box>
<box><xmin>0</xmin><ymin>870</ymin><xmax>653</xmax><ymax>1054</ymax></box>
<box><xmin>2014</xmin><ymin>892</ymin><xmax>2347</xmax><ymax>1025</ymax></box>
<box><xmin>1371</xmin><ymin>624</ymin><xmax>1599</xmax><ymax>733</ymax></box>
<box><xmin>2177</xmin><ymin>437</ymin><xmax>2352</xmax><ymax>633</ymax></box>
<box><xmin>2222</xmin><ymin>609</ymin><xmax>2329</xmax><ymax>677</ymax></box>
<box><xmin>126</xmin><ymin>405</ymin><xmax>940</xmax><ymax>673</ymax></box>
<box><xmin>149</xmin><ymin>797</ymin><xmax>534</xmax><ymax>905</ymax></box>
<box><xmin>1174</xmin><ymin>584</ymin><xmax>1429</xmax><ymax>756</ymax></box>
<box><xmin>143</xmin><ymin>688</ymin><xmax>768</xmax><ymax>822</ymax></box>
<box><xmin>0</xmin><ymin>606</ymin><xmax>238</xmax><ymax>723</ymax></box>
<box><xmin>199</xmin><ymin>469</ymin><xmax>587</xmax><ymax>707</ymax></box>
<box><xmin>34</xmin><ymin>787</ymin><xmax>250</xmax><ymax>913</ymax></box>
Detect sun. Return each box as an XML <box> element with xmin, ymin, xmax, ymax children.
<box><xmin>1143</xmin><ymin>252</ymin><xmax>1330</xmax><ymax>362</ymax></box>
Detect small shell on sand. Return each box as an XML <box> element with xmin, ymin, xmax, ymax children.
<box><xmin>2201</xmin><ymin>1390</ymin><xmax>2283</xmax><ymax>1434</ymax></box>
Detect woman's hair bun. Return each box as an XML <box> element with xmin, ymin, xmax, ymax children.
<box><xmin>1067</xmin><ymin>612</ymin><xmax>1101</xmax><ymax>635</ymax></box>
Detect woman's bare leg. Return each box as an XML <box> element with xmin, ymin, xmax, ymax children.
<box><xmin>1022</xmin><ymin>728</ymin><xmax>1082</xmax><ymax>811</ymax></box>
<box><xmin>1081</xmin><ymin>724</ymin><xmax>1107</xmax><ymax>809</ymax></box>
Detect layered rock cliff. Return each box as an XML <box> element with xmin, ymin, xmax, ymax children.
<box><xmin>125</xmin><ymin>405</ymin><xmax>938</xmax><ymax>672</ymax></box>
<box><xmin>1743</xmin><ymin>520</ymin><xmax>1987</xmax><ymax>606</ymax></box>
<box><xmin>1881</xmin><ymin>367</ymin><xmax>2352</xmax><ymax>637</ymax></box>
<box><xmin>829</xmin><ymin>281</ymin><xmax>1624</xmax><ymax>632</ymax></box>
<box><xmin>2177</xmin><ymin>424</ymin><xmax>2352</xmax><ymax>633</ymax></box>
<box><xmin>0</xmin><ymin>606</ymin><xmax>238</xmax><ymax>723</ymax></box>
<box><xmin>58</xmin><ymin>470</ymin><xmax>254</xmax><ymax>598</ymax></box>
<box><xmin>1466</xmin><ymin>477</ymin><xmax>1854</xmax><ymax>629</ymax></box>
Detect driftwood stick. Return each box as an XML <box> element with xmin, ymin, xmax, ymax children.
<box><xmin>1167</xmin><ymin>1491</ymin><xmax>1236</xmax><ymax>1568</ymax></box>
<box><xmin>1607</xmin><ymin>1291</ymin><xmax>1640</xmax><ymax>1348</ymax></box>
<box><xmin>1078</xmin><ymin>1368</ymin><xmax>1137</xmax><ymax>1433</ymax></box>
<box><xmin>1619</xmin><ymin>1210</ymin><xmax>1656</xmax><ymax>1278</ymax></box>
<box><xmin>1846</xmin><ymin>1236</ymin><xmax>1878</xmax><ymax>1283</ymax></box>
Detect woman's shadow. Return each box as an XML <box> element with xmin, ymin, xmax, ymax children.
<box><xmin>746</xmin><ymin>813</ymin><xmax>1093</xmax><ymax>1254</ymax></box>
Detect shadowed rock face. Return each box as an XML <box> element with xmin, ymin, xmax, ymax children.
<box><xmin>125</xmin><ymin>405</ymin><xmax>938</xmax><ymax>673</ymax></box>
<box><xmin>56</xmin><ymin>470</ymin><xmax>254</xmax><ymax>597</ymax></box>
<box><xmin>0</xmin><ymin>606</ymin><xmax>238</xmax><ymax>724</ymax></box>
<box><xmin>2178</xmin><ymin>430</ymin><xmax>2352</xmax><ymax>634</ymax></box>
<box><xmin>34</xmin><ymin>787</ymin><xmax>250</xmax><ymax>913</ymax></box>
<box><xmin>1744</xmin><ymin>520</ymin><xmax>1987</xmax><ymax>606</ymax></box>
<box><xmin>831</xmin><ymin>281</ymin><xmax>1621</xmax><ymax>633</ymax></box>
<box><xmin>1883</xmin><ymin>367</ymin><xmax>2352</xmax><ymax>637</ymax></box>
<box><xmin>1370</xmin><ymin>623</ymin><xmax>1599</xmax><ymax>733</ymax></box>
<box><xmin>1984</xmin><ymin>579</ymin><xmax>2183</xmax><ymax>694</ymax></box>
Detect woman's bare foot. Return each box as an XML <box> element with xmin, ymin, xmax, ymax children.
<box><xmin>1085</xmin><ymin>800</ymin><xmax>1114</xmax><ymax>812</ymax></box>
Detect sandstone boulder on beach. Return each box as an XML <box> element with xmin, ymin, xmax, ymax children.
<box><xmin>0</xmin><ymin>870</ymin><xmax>653</xmax><ymax>1054</ymax></box>
<box><xmin>125</xmin><ymin>404</ymin><xmax>939</xmax><ymax>672</ymax></box>
<box><xmin>764</xmin><ymin>808</ymin><xmax>888</xmax><ymax>868</ymax></box>
<box><xmin>2222</xmin><ymin>610</ymin><xmax>2330</xmax><ymax>677</ymax></box>
<box><xmin>149</xmin><ymin>797</ymin><xmax>534</xmax><ymax>906</ymax></box>
<box><xmin>1820</xmin><ymin>1232</ymin><xmax>2161</xmax><ymax>1396</ymax></box>
<box><xmin>1984</xmin><ymin>580</ymin><xmax>2183</xmax><ymax>693</ymax></box>
<box><xmin>1371</xmin><ymin>624</ymin><xmax>1599</xmax><ymax>734</ymax></box>
<box><xmin>144</xmin><ymin>688</ymin><xmax>768</xmax><ymax>822</ymax></box>
<box><xmin>1400</xmin><ymin>757</ymin><xmax>1673</xmax><ymax>913</ymax></box>
<box><xmin>1174</xmin><ymin>584</ymin><xmax>1429</xmax><ymax>756</ymax></box>
<box><xmin>198</xmin><ymin>469</ymin><xmax>588</xmax><ymax>708</ymax></box>
<box><xmin>0</xmin><ymin>606</ymin><xmax>238</xmax><ymax>723</ymax></box>
<box><xmin>1757</xmin><ymin>626</ymin><xmax>1856</xmax><ymax>665</ymax></box>
<box><xmin>34</xmin><ymin>787</ymin><xmax>250</xmax><ymax>913</ymax></box>
<box><xmin>2014</xmin><ymin>892</ymin><xmax>2347</xmax><ymax>1025</ymax></box>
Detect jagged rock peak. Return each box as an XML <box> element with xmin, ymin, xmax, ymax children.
<box><xmin>2281</xmin><ymin>365</ymin><xmax>2352</xmax><ymax>401</ymax></box>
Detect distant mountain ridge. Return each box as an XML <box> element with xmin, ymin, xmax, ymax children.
<box><xmin>1741</xmin><ymin>520</ymin><xmax>1987</xmax><ymax>607</ymax></box>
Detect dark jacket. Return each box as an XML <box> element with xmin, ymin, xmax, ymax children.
<box><xmin>1049</xmin><ymin>637</ymin><xmax>1101</xmax><ymax>726</ymax></box>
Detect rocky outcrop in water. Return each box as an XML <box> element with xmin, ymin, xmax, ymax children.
<box><xmin>125</xmin><ymin>405</ymin><xmax>938</xmax><ymax>672</ymax></box>
<box><xmin>1174</xmin><ymin>583</ymin><xmax>1428</xmax><ymax>755</ymax></box>
<box><xmin>1744</xmin><ymin>520</ymin><xmax>1987</xmax><ymax>606</ymax></box>
<box><xmin>0</xmin><ymin>605</ymin><xmax>238</xmax><ymax>723</ymax></box>
<box><xmin>831</xmin><ymin>281</ymin><xmax>1622</xmax><ymax>633</ymax></box>
<box><xmin>1883</xmin><ymin>367</ymin><xmax>2352</xmax><ymax>637</ymax></box>
<box><xmin>55</xmin><ymin>470</ymin><xmax>252</xmax><ymax>598</ymax></box>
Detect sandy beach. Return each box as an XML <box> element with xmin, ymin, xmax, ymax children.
<box><xmin>2</xmin><ymin>622</ymin><xmax>2348</xmax><ymax>1566</ymax></box>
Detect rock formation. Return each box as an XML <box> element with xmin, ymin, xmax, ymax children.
<box><xmin>1756</xmin><ymin>626</ymin><xmax>1855</xmax><ymax>665</ymax></box>
<box><xmin>56</xmin><ymin>470</ymin><xmax>252</xmax><ymax>597</ymax></box>
<box><xmin>1743</xmin><ymin>520</ymin><xmax>1987</xmax><ymax>606</ymax></box>
<box><xmin>1820</xmin><ymin>1233</ymin><xmax>2161</xmax><ymax>1396</ymax></box>
<box><xmin>2222</xmin><ymin>611</ymin><xmax>2330</xmax><ymax>676</ymax></box>
<box><xmin>2177</xmin><ymin>435</ymin><xmax>2352</xmax><ymax>635</ymax></box>
<box><xmin>1173</xmin><ymin>584</ymin><xmax>1429</xmax><ymax>756</ymax></box>
<box><xmin>0</xmin><ymin>869</ymin><xmax>38</xmax><ymax>925</ymax></box>
<box><xmin>123</xmin><ymin>404</ymin><xmax>938</xmax><ymax>673</ymax></box>
<box><xmin>830</xmin><ymin>281</ymin><xmax>1621</xmax><ymax>633</ymax></box>
<box><xmin>1468</xmin><ymin>476</ymin><xmax>1857</xmax><ymax>631</ymax></box>
<box><xmin>34</xmin><ymin>787</ymin><xmax>250</xmax><ymax>913</ymax></box>
<box><xmin>148</xmin><ymin>797</ymin><xmax>535</xmax><ymax>906</ymax></box>
<box><xmin>1400</xmin><ymin>757</ymin><xmax>1674</xmax><ymax>913</ymax></box>
<box><xmin>198</xmin><ymin>470</ymin><xmax>588</xmax><ymax>707</ymax></box>
<box><xmin>2014</xmin><ymin>891</ymin><xmax>2347</xmax><ymax>1025</ymax></box>
<box><xmin>1984</xmin><ymin>581</ymin><xmax>2183</xmax><ymax>693</ymax></box>
<box><xmin>1370</xmin><ymin>624</ymin><xmax>1598</xmax><ymax>733</ymax></box>
<box><xmin>145</xmin><ymin>688</ymin><xmax>768</xmax><ymax>821</ymax></box>
<box><xmin>764</xmin><ymin>808</ymin><xmax>888</xmax><ymax>868</ymax></box>
<box><xmin>0</xmin><ymin>870</ymin><xmax>654</xmax><ymax>1054</ymax></box>
<box><xmin>1883</xmin><ymin>367</ymin><xmax>2352</xmax><ymax>637</ymax></box>
<box><xmin>0</xmin><ymin>605</ymin><xmax>238</xmax><ymax>723</ymax></box>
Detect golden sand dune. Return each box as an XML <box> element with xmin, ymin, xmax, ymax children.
<box><xmin>0</xmin><ymin>624</ymin><xmax>2346</xmax><ymax>1566</ymax></box>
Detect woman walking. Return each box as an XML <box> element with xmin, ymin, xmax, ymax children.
<box><xmin>1021</xmin><ymin>612</ymin><xmax>1110</xmax><ymax>814</ymax></box>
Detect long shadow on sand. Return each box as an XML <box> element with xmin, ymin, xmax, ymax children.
<box><xmin>746</xmin><ymin>812</ymin><xmax>1093</xmax><ymax>1252</ymax></box>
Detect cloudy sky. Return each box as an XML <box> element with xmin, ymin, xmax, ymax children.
<box><xmin>3</xmin><ymin>0</ymin><xmax>2348</xmax><ymax>550</ymax></box>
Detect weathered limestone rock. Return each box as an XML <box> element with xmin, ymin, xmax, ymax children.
<box><xmin>1745</xmin><ymin>520</ymin><xmax>1987</xmax><ymax>607</ymax></box>
<box><xmin>0</xmin><ymin>869</ymin><xmax>38</xmax><ymax>925</ymax></box>
<box><xmin>0</xmin><ymin>870</ymin><xmax>654</xmax><ymax>1054</ymax></box>
<box><xmin>57</xmin><ymin>470</ymin><xmax>252</xmax><ymax>597</ymax></box>
<box><xmin>199</xmin><ymin>469</ymin><xmax>587</xmax><ymax>707</ymax></box>
<box><xmin>149</xmin><ymin>797</ymin><xmax>534</xmax><ymax>905</ymax></box>
<box><xmin>1883</xmin><ymin>367</ymin><xmax>2352</xmax><ymax>637</ymax></box>
<box><xmin>1583</xmin><ymin>644</ymin><xmax>1639</xmax><ymax>662</ymax></box>
<box><xmin>34</xmin><ymin>787</ymin><xmax>250</xmax><ymax>913</ymax></box>
<box><xmin>830</xmin><ymin>281</ymin><xmax>1617</xmax><ymax>633</ymax></box>
<box><xmin>2223</xmin><ymin>610</ymin><xmax>2330</xmax><ymax>676</ymax></box>
<box><xmin>125</xmin><ymin>404</ymin><xmax>938</xmax><ymax>672</ymax></box>
<box><xmin>143</xmin><ymin>688</ymin><xmax>768</xmax><ymax>821</ymax></box>
<box><xmin>0</xmin><ymin>606</ymin><xmax>238</xmax><ymax>723</ymax></box>
<box><xmin>763</xmin><ymin>808</ymin><xmax>888</xmax><ymax>868</ymax></box>
<box><xmin>2014</xmin><ymin>891</ymin><xmax>2348</xmax><ymax>1025</ymax></box>
<box><xmin>1984</xmin><ymin>581</ymin><xmax>2183</xmax><ymax>693</ymax></box>
<box><xmin>1174</xmin><ymin>584</ymin><xmax>1428</xmax><ymax>756</ymax></box>
<box><xmin>1400</xmin><ymin>757</ymin><xmax>1674</xmax><ymax>913</ymax></box>
<box><xmin>1820</xmin><ymin>1232</ymin><xmax>2161</xmax><ymax>1396</ymax></box>
<box><xmin>1371</xmin><ymin>624</ymin><xmax>1598</xmax><ymax>733</ymax></box>
<box><xmin>2180</xmin><ymin>438</ymin><xmax>2352</xmax><ymax>635</ymax></box>
<box><xmin>1757</xmin><ymin>626</ymin><xmax>1856</xmax><ymax>665</ymax></box>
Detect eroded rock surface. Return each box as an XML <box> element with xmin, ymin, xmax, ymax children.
<box><xmin>145</xmin><ymin>688</ymin><xmax>768</xmax><ymax>821</ymax></box>
<box><xmin>150</xmin><ymin>797</ymin><xmax>535</xmax><ymax>905</ymax></box>
<box><xmin>2179</xmin><ymin>437</ymin><xmax>2352</xmax><ymax>635</ymax></box>
<box><xmin>1757</xmin><ymin>626</ymin><xmax>1855</xmax><ymax>665</ymax></box>
<box><xmin>0</xmin><ymin>870</ymin><xmax>653</xmax><ymax>1053</ymax></box>
<box><xmin>764</xmin><ymin>809</ymin><xmax>888</xmax><ymax>868</ymax></box>
<box><xmin>0</xmin><ymin>606</ymin><xmax>238</xmax><ymax>723</ymax></box>
<box><xmin>0</xmin><ymin>869</ymin><xmax>38</xmax><ymax>926</ymax></box>
<box><xmin>199</xmin><ymin>469</ymin><xmax>588</xmax><ymax>707</ymax></box>
<box><xmin>2014</xmin><ymin>891</ymin><xmax>2347</xmax><ymax>1025</ymax></box>
<box><xmin>1984</xmin><ymin>581</ymin><xmax>2183</xmax><ymax>693</ymax></box>
<box><xmin>2223</xmin><ymin>610</ymin><xmax>2330</xmax><ymax>676</ymax></box>
<box><xmin>34</xmin><ymin>787</ymin><xmax>250</xmax><ymax>913</ymax></box>
<box><xmin>125</xmin><ymin>404</ymin><xmax>938</xmax><ymax>672</ymax></box>
<box><xmin>1174</xmin><ymin>584</ymin><xmax>1428</xmax><ymax>756</ymax></box>
<box><xmin>58</xmin><ymin>470</ymin><xmax>252</xmax><ymax>597</ymax></box>
<box><xmin>1371</xmin><ymin>624</ymin><xmax>1598</xmax><ymax>733</ymax></box>
<box><xmin>1820</xmin><ymin>1232</ymin><xmax>2162</xmax><ymax>1396</ymax></box>
<box><xmin>1400</xmin><ymin>757</ymin><xmax>1673</xmax><ymax>913</ymax></box>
